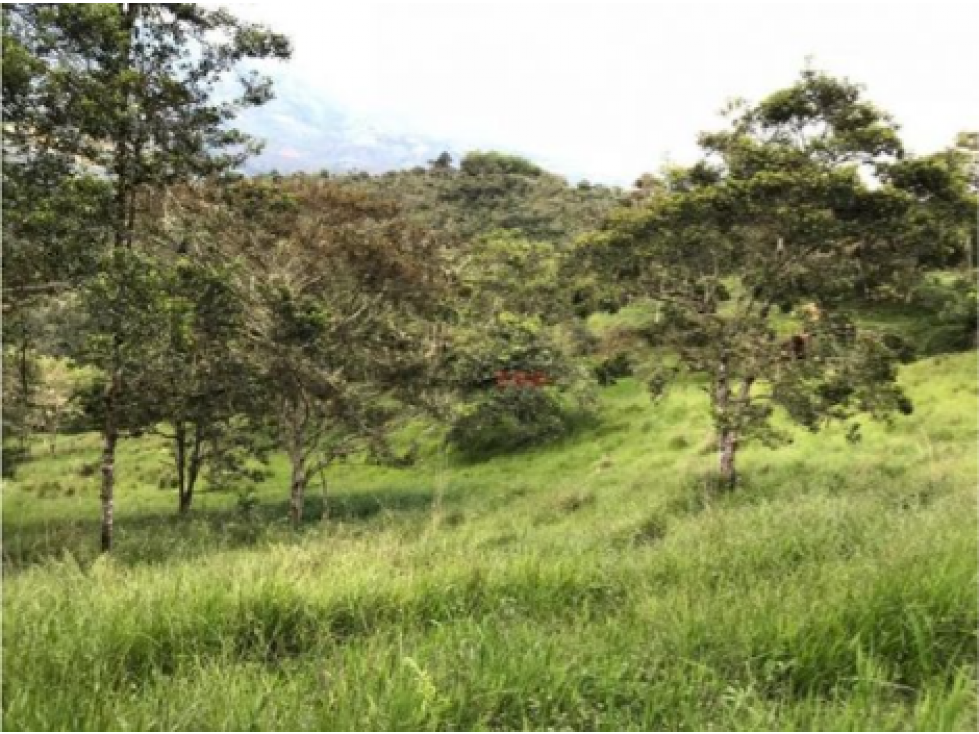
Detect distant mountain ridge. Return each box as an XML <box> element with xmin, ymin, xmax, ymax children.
<box><xmin>234</xmin><ymin>75</ymin><xmax>597</xmax><ymax>181</ymax></box>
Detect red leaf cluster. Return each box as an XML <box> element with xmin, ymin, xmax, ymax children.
<box><xmin>494</xmin><ymin>370</ymin><xmax>551</xmax><ymax>389</ymax></box>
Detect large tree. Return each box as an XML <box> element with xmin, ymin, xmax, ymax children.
<box><xmin>578</xmin><ymin>69</ymin><xmax>966</xmax><ymax>488</ymax></box>
<box><xmin>196</xmin><ymin>177</ymin><xmax>449</xmax><ymax>527</ymax></box>
<box><xmin>2</xmin><ymin>3</ymin><xmax>290</xmax><ymax>550</ymax></box>
<box><xmin>145</xmin><ymin>252</ymin><xmax>260</xmax><ymax>515</ymax></box>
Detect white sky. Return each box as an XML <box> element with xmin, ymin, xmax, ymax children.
<box><xmin>228</xmin><ymin>0</ymin><xmax>978</xmax><ymax>184</ymax></box>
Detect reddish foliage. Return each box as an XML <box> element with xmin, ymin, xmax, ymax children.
<box><xmin>494</xmin><ymin>370</ymin><xmax>551</xmax><ymax>389</ymax></box>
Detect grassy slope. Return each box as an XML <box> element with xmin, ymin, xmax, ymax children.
<box><xmin>2</xmin><ymin>351</ymin><xmax>977</xmax><ymax>731</ymax></box>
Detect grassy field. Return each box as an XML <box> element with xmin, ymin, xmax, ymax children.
<box><xmin>2</xmin><ymin>350</ymin><xmax>977</xmax><ymax>730</ymax></box>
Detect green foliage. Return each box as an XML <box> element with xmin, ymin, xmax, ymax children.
<box><xmin>304</xmin><ymin>153</ymin><xmax>620</xmax><ymax>245</ymax></box>
<box><xmin>459</xmin><ymin>151</ymin><xmax>543</xmax><ymax>177</ymax></box>
<box><xmin>76</xmin><ymin>249</ymin><xmax>171</xmax><ymax>431</ymax></box>
<box><xmin>593</xmin><ymin>351</ymin><xmax>633</xmax><ymax>386</ymax></box>
<box><xmin>912</xmin><ymin>274</ymin><xmax>979</xmax><ymax>351</ymax></box>
<box><xmin>440</xmin><ymin>231</ymin><xmax>597</xmax><ymax>456</ymax></box>
<box><xmin>191</xmin><ymin>176</ymin><xmax>451</xmax><ymax>523</ymax></box>
<box><xmin>2</xmin><ymin>2</ymin><xmax>291</xmax><ymax>546</ymax></box>
<box><xmin>447</xmin><ymin>387</ymin><xmax>589</xmax><ymax>459</ymax></box>
<box><xmin>2</xmin><ymin>4</ymin><xmax>291</xmax><ymax>188</ymax></box>
<box><xmin>428</xmin><ymin>151</ymin><xmax>453</xmax><ymax>171</ymax></box>
<box><xmin>576</xmin><ymin>68</ymin><xmax>967</xmax><ymax>486</ymax></box>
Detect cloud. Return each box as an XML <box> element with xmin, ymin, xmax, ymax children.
<box><xmin>228</xmin><ymin>0</ymin><xmax>979</xmax><ymax>183</ymax></box>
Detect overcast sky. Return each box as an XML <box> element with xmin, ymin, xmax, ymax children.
<box><xmin>228</xmin><ymin>0</ymin><xmax>978</xmax><ymax>184</ymax></box>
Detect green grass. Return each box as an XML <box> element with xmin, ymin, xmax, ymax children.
<box><xmin>3</xmin><ymin>352</ymin><xmax>977</xmax><ymax>730</ymax></box>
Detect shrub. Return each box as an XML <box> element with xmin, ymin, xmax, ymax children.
<box><xmin>77</xmin><ymin>462</ymin><xmax>99</xmax><ymax>478</ymax></box>
<box><xmin>593</xmin><ymin>351</ymin><xmax>633</xmax><ymax>386</ymax></box>
<box><xmin>913</xmin><ymin>275</ymin><xmax>978</xmax><ymax>352</ymax></box>
<box><xmin>448</xmin><ymin>388</ymin><xmax>590</xmax><ymax>460</ymax></box>
<box><xmin>2</xmin><ymin>443</ymin><xmax>29</xmax><ymax>478</ymax></box>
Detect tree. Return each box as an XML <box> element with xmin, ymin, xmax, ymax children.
<box><xmin>429</xmin><ymin>151</ymin><xmax>453</xmax><ymax>171</ymax></box>
<box><xmin>2</xmin><ymin>3</ymin><xmax>290</xmax><ymax>550</ymax></box>
<box><xmin>441</xmin><ymin>231</ymin><xmax>594</xmax><ymax>457</ymax></box>
<box><xmin>954</xmin><ymin>131</ymin><xmax>978</xmax><ymax>193</ymax></box>
<box><xmin>33</xmin><ymin>356</ymin><xmax>90</xmax><ymax>456</ymax></box>
<box><xmin>77</xmin><ymin>249</ymin><xmax>178</xmax><ymax>552</ymax></box>
<box><xmin>1</xmin><ymin>293</ymin><xmax>87</xmax><ymax>472</ymax></box>
<box><xmin>204</xmin><ymin>178</ymin><xmax>448</xmax><ymax>527</ymax></box>
<box><xmin>1</xmin><ymin>311</ymin><xmax>42</xmax><ymax>469</ymax></box>
<box><xmin>459</xmin><ymin>151</ymin><xmax>543</xmax><ymax>177</ymax></box>
<box><xmin>577</xmin><ymin>69</ymin><xmax>956</xmax><ymax>488</ymax></box>
<box><xmin>307</xmin><ymin>153</ymin><xmax>619</xmax><ymax>248</ymax></box>
<box><xmin>143</xmin><ymin>253</ymin><xmax>261</xmax><ymax>515</ymax></box>
<box><xmin>880</xmin><ymin>146</ymin><xmax>977</xmax><ymax>291</ymax></box>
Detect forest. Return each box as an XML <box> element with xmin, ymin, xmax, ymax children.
<box><xmin>2</xmin><ymin>4</ymin><xmax>977</xmax><ymax>732</ymax></box>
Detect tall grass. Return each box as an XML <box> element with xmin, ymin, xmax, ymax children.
<box><xmin>3</xmin><ymin>352</ymin><xmax>976</xmax><ymax>730</ymax></box>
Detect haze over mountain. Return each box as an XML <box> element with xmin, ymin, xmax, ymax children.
<box><xmin>236</xmin><ymin>71</ymin><xmax>583</xmax><ymax>180</ymax></box>
<box><xmin>229</xmin><ymin>1</ymin><xmax>978</xmax><ymax>186</ymax></box>
<box><xmin>237</xmin><ymin>74</ymin><xmax>469</xmax><ymax>176</ymax></box>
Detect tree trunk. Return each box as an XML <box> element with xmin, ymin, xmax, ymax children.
<box><xmin>318</xmin><ymin>468</ymin><xmax>329</xmax><ymax>522</ymax></box>
<box><xmin>175</xmin><ymin>422</ymin><xmax>204</xmax><ymax>515</ymax></box>
<box><xmin>718</xmin><ymin>428</ymin><xmax>738</xmax><ymax>488</ymax></box>
<box><xmin>289</xmin><ymin>459</ymin><xmax>306</xmax><ymax>528</ymax></box>
<box><xmin>184</xmin><ymin>425</ymin><xmax>202</xmax><ymax>515</ymax></box>
<box><xmin>99</xmin><ymin>2</ymin><xmax>138</xmax><ymax>553</ymax></box>
<box><xmin>175</xmin><ymin>422</ymin><xmax>188</xmax><ymax>514</ymax></box>
<box><xmin>100</xmin><ymin>375</ymin><xmax>120</xmax><ymax>553</ymax></box>
<box><xmin>714</xmin><ymin>352</ymin><xmax>732</xmax><ymax>488</ymax></box>
<box><xmin>174</xmin><ymin>422</ymin><xmax>203</xmax><ymax>515</ymax></box>
<box><xmin>178</xmin><ymin>488</ymin><xmax>192</xmax><ymax>514</ymax></box>
<box><xmin>48</xmin><ymin>416</ymin><xmax>59</xmax><ymax>455</ymax></box>
<box><xmin>713</xmin><ymin>352</ymin><xmax>743</xmax><ymax>491</ymax></box>
<box><xmin>18</xmin><ymin>333</ymin><xmax>31</xmax><ymax>455</ymax></box>
<box><xmin>282</xmin><ymin>399</ymin><xmax>309</xmax><ymax>528</ymax></box>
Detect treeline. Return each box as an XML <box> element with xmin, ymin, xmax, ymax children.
<box><xmin>3</xmin><ymin>5</ymin><xmax>976</xmax><ymax>552</ymax></box>
<box><xmin>322</xmin><ymin>149</ymin><xmax>622</xmax><ymax>244</ymax></box>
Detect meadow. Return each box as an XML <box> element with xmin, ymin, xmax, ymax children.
<box><xmin>3</xmin><ymin>349</ymin><xmax>976</xmax><ymax>731</ymax></box>
<box><xmin>4</xmin><ymin>6</ymin><xmax>977</xmax><ymax>730</ymax></box>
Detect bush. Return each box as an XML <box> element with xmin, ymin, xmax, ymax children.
<box><xmin>77</xmin><ymin>462</ymin><xmax>99</xmax><ymax>478</ymax></box>
<box><xmin>2</xmin><ymin>443</ymin><xmax>29</xmax><ymax>478</ymax></box>
<box><xmin>913</xmin><ymin>275</ymin><xmax>978</xmax><ymax>352</ymax></box>
<box><xmin>459</xmin><ymin>151</ymin><xmax>543</xmax><ymax>177</ymax></box>
<box><xmin>593</xmin><ymin>352</ymin><xmax>633</xmax><ymax>386</ymax></box>
<box><xmin>448</xmin><ymin>388</ymin><xmax>590</xmax><ymax>460</ymax></box>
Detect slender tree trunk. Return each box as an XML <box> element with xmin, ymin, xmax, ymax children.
<box><xmin>48</xmin><ymin>410</ymin><xmax>61</xmax><ymax>455</ymax></box>
<box><xmin>318</xmin><ymin>467</ymin><xmax>329</xmax><ymax>522</ymax></box>
<box><xmin>174</xmin><ymin>422</ymin><xmax>203</xmax><ymax>514</ymax></box>
<box><xmin>184</xmin><ymin>424</ymin><xmax>203</xmax><ymax>514</ymax></box>
<box><xmin>100</xmin><ymin>338</ymin><xmax>123</xmax><ymax>551</ymax></box>
<box><xmin>289</xmin><ymin>449</ymin><xmax>306</xmax><ymax>528</ymax></box>
<box><xmin>718</xmin><ymin>428</ymin><xmax>738</xmax><ymax>488</ymax></box>
<box><xmin>175</xmin><ymin>422</ymin><xmax>188</xmax><ymax>514</ymax></box>
<box><xmin>179</xmin><ymin>486</ymin><xmax>193</xmax><ymax>514</ymax></box>
<box><xmin>716</xmin><ymin>372</ymin><xmax>754</xmax><ymax>490</ymax></box>
<box><xmin>98</xmin><ymin>3</ymin><xmax>138</xmax><ymax>552</ymax></box>
<box><xmin>714</xmin><ymin>352</ymin><xmax>755</xmax><ymax>491</ymax></box>
<box><xmin>18</xmin><ymin>333</ymin><xmax>31</xmax><ymax>455</ymax></box>
<box><xmin>713</xmin><ymin>351</ymin><xmax>740</xmax><ymax>490</ymax></box>
<box><xmin>100</xmin><ymin>373</ymin><xmax>120</xmax><ymax>553</ymax></box>
<box><xmin>282</xmin><ymin>398</ymin><xmax>310</xmax><ymax>528</ymax></box>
